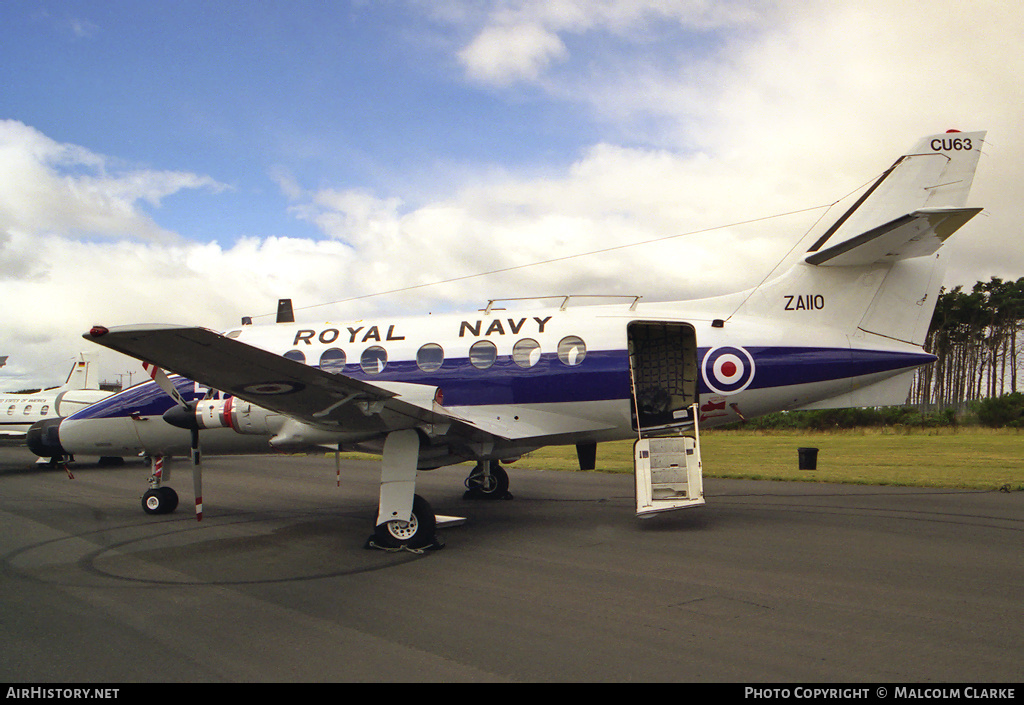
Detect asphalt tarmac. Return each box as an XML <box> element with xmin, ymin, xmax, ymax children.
<box><xmin>1</xmin><ymin>444</ymin><xmax>1022</xmax><ymax>683</ymax></box>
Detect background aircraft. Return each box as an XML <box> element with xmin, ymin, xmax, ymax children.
<box><xmin>2</xmin><ymin>352</ymin><xmax>112</xmax><ymax>439</ymax></box>
<box><xmin>32</xmin><ymin>130</ymin><xmax>987</xmax><ymax>550</ymax></box>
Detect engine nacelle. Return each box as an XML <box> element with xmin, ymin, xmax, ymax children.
<box><xmin>173</xmin><ymin>397</ymin><xmax>284</xmax><ymax>436</ymax></box>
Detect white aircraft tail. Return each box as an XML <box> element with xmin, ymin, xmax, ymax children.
<box><xmin>61</xmin><ymin>352</ymin><xmax>101</xmax><ymax>391</ymax></box>
<box><xmin>733</xmin><ymin>130</ymin><xmax>986</xmax><ymax>346</ymax></box>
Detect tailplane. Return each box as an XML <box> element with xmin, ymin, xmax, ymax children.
<box><xmin>732</xmin><ymin>130</ymin><xmax>986</xmax><ymax>346</ymax></box>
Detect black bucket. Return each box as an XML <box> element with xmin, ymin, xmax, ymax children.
<box><xmin>798</xmin><ymin>447</ymin><xmax>819</xmax><ymax>470</ymax></box>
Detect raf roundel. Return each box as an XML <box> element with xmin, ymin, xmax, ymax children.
<box><xmin>236</xmin><ymin>381</ymin><xmax>305</xmax><ymax>396</ymax></box>
<box><xmin>701</xmin><ymin>346</ymin><xmax>756</xmax><ymax>395</ymax></box>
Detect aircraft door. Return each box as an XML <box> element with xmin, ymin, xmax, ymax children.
<box><xmin>627</xmin><ymin>322</ymin><xmax>698</xmax><ymax>432</ymax></box>
<box><xmin>628</xmin><ymin>322</ymin><xmax>704</xmax><ymax>516</ymax></box>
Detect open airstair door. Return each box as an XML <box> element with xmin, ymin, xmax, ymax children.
<box><xmin>628</xmin><ymin>322</ymin><xmax>705</xmax><ymax>516</ymax></box>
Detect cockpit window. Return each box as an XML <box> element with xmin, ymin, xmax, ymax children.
<box><xmin>557</xmin><ymin>336</ymin><xmax>587</xmax><ymax>366</ymax></box>
<box><xmin>417</xmin><ymin>343</ymin><xmax>444</xmax><ymax>372</ymax></box>
<box><xmin>469</xmin><ymin>341</ymin><xmax>497</xmax><ymax>370</ymax></box>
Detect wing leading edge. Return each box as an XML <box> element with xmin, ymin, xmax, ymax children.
<box><xmin>83</xmin><ymin>324</ymin><xmax>615</xmax><ymax>446</ymax></box>
<box><xmin>85</xmin><ymin>324</ymin><xmax>476</xmax><ymax>438</ymax></box>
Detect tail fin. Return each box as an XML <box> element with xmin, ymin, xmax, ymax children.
<box><xmin>61</xmin><ymin>352</ymin><xmax>100</xmax><ymax>391</ymax></box>
<box><xmin>732</xmin><ymin>130</ymin><xmax>986</xmax><ymax>346</ymax></box>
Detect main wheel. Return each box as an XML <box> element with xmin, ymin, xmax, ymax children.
<box><xmin>142</xmin><ymin>486</ymin><xmax>178</xmax><ymax>515</ymax></box>
<box><xmin>373</xmin><ymin>494</ymin><xmax>437</xmax><ymax>549</ymax></box>
<box><xmin>465</xmin><ymin>461</ymin><xmax>510</xmax><ymax>499</ymax></box>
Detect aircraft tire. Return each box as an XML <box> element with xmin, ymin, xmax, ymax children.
<box><xmin>465</xmin><ymin>461</ymin><xmax>510</xmax><ymax>500</ymax></box>
<box><xmin>142</xmin><ymin>487</ymin><xmax>179</xmax><ymax>515</ymax></box>
<box><xmin>372</xmin><ymin>494</ymin><xmax>437</xmax><ymax>549</ymax></box>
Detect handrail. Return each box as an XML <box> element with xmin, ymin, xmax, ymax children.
<box><xmin>482</xmin><ymin>294</ymin><xmax>642</xmax><ymax>314</ymax></box>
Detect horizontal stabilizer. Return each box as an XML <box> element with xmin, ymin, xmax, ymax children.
<box><xmin>805</xmin><ymin>207</ymin><xmax>982</xmax><ymax>266</ymax></box>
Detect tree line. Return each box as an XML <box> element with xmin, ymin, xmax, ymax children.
<box><xmin>910</xmin><ymin>276</ymin><xmax>1024</xmax><ymax>415</ymax></box>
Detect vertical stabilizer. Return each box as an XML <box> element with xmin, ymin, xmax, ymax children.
<box><xmin>732</xmin><ymin>131</ymin><xmax>986</xmax><ymax>344</ymax></box>
<box><xmin>62</xmin><ymin>352</ymin><xmax>100</xmax><ymax>391</ymax></box>
<box><xmin>806</xmin><ymin>131</ymin><xmax>985</xmax><ymax>255</ymax></box>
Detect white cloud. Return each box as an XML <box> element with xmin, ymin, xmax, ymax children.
<box><xmin>446</xmin><ymin>0</ymin><xmax>1024</xmax><ymax>289</ymax></box>
<box><xmin>459</xmin><ymin>23</ymin><xmax>568</xmax><ymax>85</ymax></box>
<box><xmin>452</xmin><ymin>0</ymin><xmax>764</xmax><ymax>86</ymax></box>
<box><xmin>4</xmin><ymin>0</ymin><xmax>1023</xmax><ymax>390</ymax></box>
<box><xmin>0</xmin><ymin>120</ymin><xmax>227</xmax><ymax>243</ymax></box>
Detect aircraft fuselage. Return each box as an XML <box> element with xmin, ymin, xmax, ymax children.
<box><xmin>47</xmin><ymin>298</ymin><xmax>933</xmax><ymax>464</ymax></box>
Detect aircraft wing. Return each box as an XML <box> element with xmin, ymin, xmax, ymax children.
<box><xmin>84</xmin><ymin>324</ymin><xmax>493</xmax><ymax>440</ymax></box>
<box><xmin>804</xmin><ymin>207</ymin><xmax>982</xmax><ymax>266</ymax></box>
<box><xmin>83</xmin><ymin>324</ymin><xmax>615</xmax><ymax>444</ymax></box>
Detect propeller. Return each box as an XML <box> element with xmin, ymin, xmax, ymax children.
<box><xmin>144</xmin><ymin>362</ymin><xmax>203</xmax><ymax>521</ymax></box>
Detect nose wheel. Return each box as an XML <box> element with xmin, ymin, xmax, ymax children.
<box><xmin>142</xmin><ymin>486</ymin><xmax>179</xmax><ymax>515</ymax></box>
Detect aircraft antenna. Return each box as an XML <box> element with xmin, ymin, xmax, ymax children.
<box><xmin>721</xmin><ymin>170</ymin><xmax>891</xmax><ymax>322</ymax></box>
<box><xmin>247</xmin><ymin>203</ymin><xmax>837</xmax><ymax>321</ymax></box>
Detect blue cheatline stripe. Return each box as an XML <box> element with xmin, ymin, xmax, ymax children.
<box><xmin>68</xmin><ymin>347</ymin><xmax>935</xmax><ymax>420</ymax></box>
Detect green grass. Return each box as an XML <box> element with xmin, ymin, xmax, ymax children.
<box><xmin>509</xmin><ymin>427</ymin><xmax>1024</xmax><ymax>491</ymax></box>
<box><xmin>333</xmin><ymin>427</ymin><xmax>1024</xmax><ymax>491</ymax></box>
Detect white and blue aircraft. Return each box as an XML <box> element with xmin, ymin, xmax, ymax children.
<box><xmin>2</xmin><ymin>352</ymin><xmax>111</xmax><ymax>438</ymax></box>
<box><xmin>28</xmin><ymin>130</ymin><xmax>987</xmax><ymax>549</ymax></box>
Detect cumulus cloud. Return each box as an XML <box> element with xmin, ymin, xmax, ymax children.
<box><xmin>459</xmin><ymin>23</ymin><xmax>568</xmax><ymax>85</ymax></box>
<box><xmin>445</xmin><ymin>0</ymin><xmax>1024</xmax><ymax>286</ymax></box>
<box><xmin>5</xmin><ymin>0</ymin><xmax>1023</xmax><ymax>389</ymax></box>
<box><xmin>453</xmin><ymin>0</ymin><xmax>763</xmax><ymax>86</ymax></box>
<box><xmin>0</xmin><ymin>121</ymin><xmax>232</xmax><ymax>387</ymax></box>
<box><xmin>0</xmin><ymin>120</ymin><xmax>228</xmax><ymax>243</ymax></box>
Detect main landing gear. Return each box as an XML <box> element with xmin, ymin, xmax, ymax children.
<box><xmin>463</xmin><ymin>460</ymin><xmax>513</xmax><ymax>500</ymax></box>
<box><xmin>366</xmin><ymin>430</ymin><xmax>444</xmax><ymax>552</ymax></box>
<box><xmin>370</xmin><ymin>494</ymin><xmax>438</xmax><ymax>550</ymax></box>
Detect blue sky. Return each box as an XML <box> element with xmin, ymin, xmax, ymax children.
<box><xmin>2</xmin><ymin>1</ymin><xmax>1023</xmax><ymax>388</ymax></box>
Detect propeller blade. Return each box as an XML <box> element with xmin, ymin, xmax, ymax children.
<box><xmin>142</xmin><ymin>362</ymin><xmax>190</xmax><ymax>410</ymax></box>
<box><xmin>142</xmin><ymin>362</ymin><xmax>203</xmax><ymax>521</ymax></box>
<box><xmin>190</xmin><ymin>427</ymin><xmax>202</xmax><ymax>522</ymax></box>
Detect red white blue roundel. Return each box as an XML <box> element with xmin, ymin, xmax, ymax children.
<box><xmin>702</xmin><ymin>346</ymin><xmax>756</xmax><ymax>395</ymax></box>
<box><xmin>236</xmin><ymin>381</ymin><xmax>305</xmax><ymax>396</ymax></box>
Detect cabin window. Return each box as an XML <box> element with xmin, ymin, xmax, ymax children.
<box><xmin>417</xmin><ymin>343</ymin><xmax>444</xmax><ymax>372</ymax></box>
<box><xmin>361</xmin><ymin>346</ymin><xmax>388</xmax><ymax>374</ymax></box>
<box><xmin>284</xmin><ymin>350</ymin><xmax>306</xmax><ymax>364</ymax></box>
<box><xmin>513</xmin><ymin>339</ymin><xmax>542</xmax><ymax>368</ymax></box>
<box><xmin>23</xmin><ymin>405</ymin><xmax>32</xmax><ymax>415</ymax></box>
<box><xmin>557</xmin><ymin>336</ymin><xmax>587</xmax><ymax>366</ymax></box>
<box><xmin>469</xmin><ymin>341</ymin><xmax>497</xmax><ymax>370</ymax></box>
<box><xmin>40</xmin><ymin>405</ymin><xmax>49</xmax><ymax>415</ymax></box>
<box><xmin>6</xmin><ymin>405</ymin><xmax>13</xmax><ymax>415</ymax></box>
<box><xmin>319</xmin><ymin>348</ymin><xmax>346</xmax><ymax>373</ymax></box>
